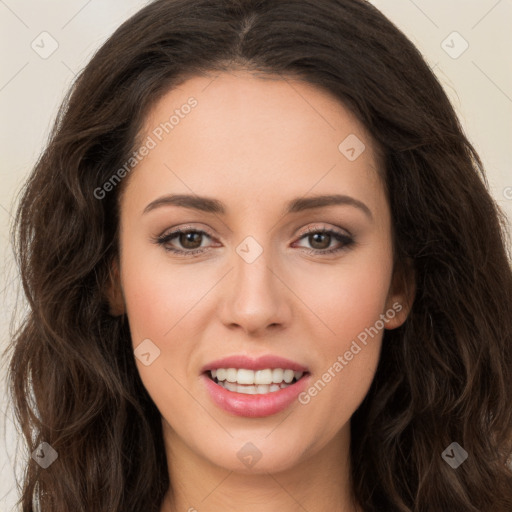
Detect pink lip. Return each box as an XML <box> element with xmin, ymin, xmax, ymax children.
<box><xmin>201</xmin><ymin>354</ymin><xmax>308</xmax><ymax>373</ymax></box>
<box><xmin>200</xmin><ymin>355</ymin><xmax>310</xmax><ymax>417</ymax></box>
<box><xmin>202</xmin><ymin>373</ymin><xmax>311</xmax><ymax>418</ymax></box>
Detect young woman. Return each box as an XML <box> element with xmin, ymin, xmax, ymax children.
<box><xmin>6</xmin><ymin>0</ymin><xmax>512</xmax><ymax>511</ymax></box>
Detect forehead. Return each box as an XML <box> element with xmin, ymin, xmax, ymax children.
<box><xmin>122</xmin><ymin>70</ymin><xmax>385</xmax><ymax>219</ymax></box>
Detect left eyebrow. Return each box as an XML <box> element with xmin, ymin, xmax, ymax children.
<box><xmin>285</xmin><ymin>194</ymin><xmax>373</xmax><ymax>220</ymax></box>
<box><xmin>143</xmin><ymin>194</ymin><xmax>225</xmax><ymax>215</ymax></box>
<box><xmin>142</xmin><ymin>193</ymin><xmax>373</xmax><ymax>220</ymax></box>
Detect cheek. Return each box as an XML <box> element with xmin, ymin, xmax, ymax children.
<box><xmin>120</xmin><ymin>247</ymin><xmax>201</xmax><ymax>418</ymax></box>
<box><xmin>120</xmin><ymin>238</ymin><xmax>202</xmax><ymax>342</ymax></box>
<box><xmin>119</xmin><ymin>241</ymin><xmax>211</xmax><ymax>400</ymax></box>
<box><xmin>293</xmin><ymin>246</ymin><xmax>393</xmax><ymax>420</ymax></box>
<box><xmin>122</xmin><ymin>274</ymin><xmax>171</xmax><ymax>344</ymax></box>
<box><xmin>298</xmin><ymin>248</ymin><xmax>394</xmax><ymax>345</ymax></box>
<box><xmin>122</xmin><ymin>230</ymin><xmax>393</xmax><ymax>359</ymax></box>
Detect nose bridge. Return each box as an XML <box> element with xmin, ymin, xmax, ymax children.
<box><xmin>235</xmin><ymin>236</ymin><xmax>274</xmax><ymax>295</ymax></box>
<box><xmin>221</xmin><ymin>231</ymin><xmax>290</xmax><ymax>333</ymax></box>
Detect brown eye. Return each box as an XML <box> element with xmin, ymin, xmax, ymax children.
<box><xmin>308</xmin><ymin>232</ymin><xmax>332</xmax><ymax>250</ymax></box>
<box><xmin>154</xmin><ymin>228</ymin><xmax>214</xmax><ymax>256</ymax></box>
<box><xmin>178</xmin><ymin>231</ymin><xmax>204</xmax><ymax>249</ymax></box>
<box><xmin>294</xmin><ymin>228</ymin><xmax>355</xmax><ymax>255</ymax></box>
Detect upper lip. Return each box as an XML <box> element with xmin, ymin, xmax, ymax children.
<box><xmin>201</xmin><ymin>354</ymin><xmax>309</xmax><ymax>373</ymax></box>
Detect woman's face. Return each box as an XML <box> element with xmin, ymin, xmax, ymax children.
<box><xmin>114</xmin><ymin>70</ymin><xmax>410</xmax><ymax>475</ymax></box>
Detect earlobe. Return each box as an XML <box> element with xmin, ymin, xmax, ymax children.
<box><xmin>104</xmin><ymin>258</ymin><xmax>126</xmax><ymax>316</ymax></box>
<box><xmin>385</xmin><ymin>258</ymin><xmax>416</xmax><ymax>330</ymax></box>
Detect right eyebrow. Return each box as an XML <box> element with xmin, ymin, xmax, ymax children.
<box><xmin>142</xmin><ymin>193</ymin><xmax>373</xmax><ymax>220</ymax></box>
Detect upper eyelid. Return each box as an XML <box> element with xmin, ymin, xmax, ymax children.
<box><xmin>163</xmin><ymin>225</ymin><xmax>216</xmax><ymax>240</ymax></box>
<box><xmin>300</xmin><ymin>224</ymin><xmax>352</xmax><ymax>237</ymax></box>
<box><xmin>155</xmin><ymin>225</ymin><xmax>355</xmax><ymax>258</ymax></box>
<box><xmin>160</xmin><ymin>223</ymin><xmax>349</xmax><ymax>239</ymax></box>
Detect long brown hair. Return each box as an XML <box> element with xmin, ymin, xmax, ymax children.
<box><xmin>5</xmin><ymin>0</ymin><xmax>512</xmax><ymax>510</ymax></box>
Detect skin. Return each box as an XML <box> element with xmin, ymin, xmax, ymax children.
<box><xmin>109</xmin><ymin>70</ymin><xmax>413</xmax><ymax>512</ymax></box>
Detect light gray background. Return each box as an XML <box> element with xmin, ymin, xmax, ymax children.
<box><xmin>1</xmin><ymin>1</ymin><xmax>511</xmax><ymax>510</ymax></box>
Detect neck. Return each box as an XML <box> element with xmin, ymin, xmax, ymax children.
<box><xmin>159</xmin><ymin>421</ymin><xmax>361</xmax><ymax>512</ymax></box>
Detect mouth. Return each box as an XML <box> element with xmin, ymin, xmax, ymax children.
<box><xmin>205</xmin><ymin>368</ymin><xmax>308</xmax><ymax>395</ymax></box>
<box><xmin>201</xmin><ymin>354</ymin><xmax>311</xmax><ymax>417</ymax></box>
<box><xmin>202</xmin><ymin>365</ymin><xmax>311</xmax><ymax>417</ymax></box>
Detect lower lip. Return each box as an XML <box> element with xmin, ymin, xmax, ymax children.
<box><xmin>202</xmin><ymin>373</ymin><xmax>310</xmax><ymax>418</ymax></box>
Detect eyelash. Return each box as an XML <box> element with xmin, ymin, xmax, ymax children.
<box><xmin>152</xmin><ymin>225</ymin><xmax>355</xmax><ymax>257</ymax></box>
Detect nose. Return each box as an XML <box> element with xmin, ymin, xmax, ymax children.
<box><xmin>219</xmin><ymin>243</ymin><xmax>292</xmax><ymax>337</ymax></box>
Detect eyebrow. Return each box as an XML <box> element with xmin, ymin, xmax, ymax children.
<box><xmin>143</xmin><ymin>193</ymin><xmax>373</xmax><ymax>219</ymax></box>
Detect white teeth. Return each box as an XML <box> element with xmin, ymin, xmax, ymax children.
<box><xmin>255</xmin><ymin>369</ymin><xmax>273</xmax><ymax>385</ymax></box>
<box><xmin>237</xmin><ymin>368</ymin><xmax>255</xmax><ymax>385</ymax></box>
<box><xmin>283</xmin><ymin>369</ymin><xmax>294</xmax><ymax>383</ymax></box>
<box><xmin>224</xmin><ymin>381</ymin><xmax>237</xmax><ymax>392</ymax></box>
<box><xmin>209</xmin><ymin>367</ymin><xmax>305</xmax><ymax>391</ymax></box>
<box><xmin>216</xmin><ymin>381</ymin><xmax>287</xmax><ymax>394</ymax></box>
<box><xmin>256</xmin><ymin>384</ymin><xmax>270</xmax><ymax>394</ymax></box>
<box><xmin>271</xmin><ymin>368</ymin><xmax>283</xmax><ymax>383</ymax></box>
<box><xmin>226</xmin><ymin>368</ymin><xmax>238</xmax><ymax>382</ymax></box>
<box><xmin>237</xmin><ymin>383</ymin><xmax>256</xmax><ymax>394</ymax></box>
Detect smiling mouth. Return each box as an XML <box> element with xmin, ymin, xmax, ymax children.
<box><xmin>206</xmin><ymin>368</ymin><xmax>308</xmax><ymax>395</ymax></box>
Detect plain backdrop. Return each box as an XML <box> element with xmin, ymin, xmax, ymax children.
<box><xmin>1</xmin><ymin>1</ymin><xmax>511</xmax><ymax>510</ymax></box>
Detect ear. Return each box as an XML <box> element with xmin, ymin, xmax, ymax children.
<box><xmin>104</xmin><ymin>257</ymin><xmax>125</xmax><ymax>316</ymax></box>
<box><xmin>384</xmin><ymin>257</ymin><xmax>415</xmax><ymax>330</ymax></box>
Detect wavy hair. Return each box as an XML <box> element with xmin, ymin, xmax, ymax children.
<box><xmin>5</xmin><ymin>0</ymin><xmax>512</xmax><ymax>510</ymax></box>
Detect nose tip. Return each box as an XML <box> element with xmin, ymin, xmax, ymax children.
<box><xmin>219</xmin><ymin>247</ymin><xmax>291</xmax><ymax>335</ymax></box>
